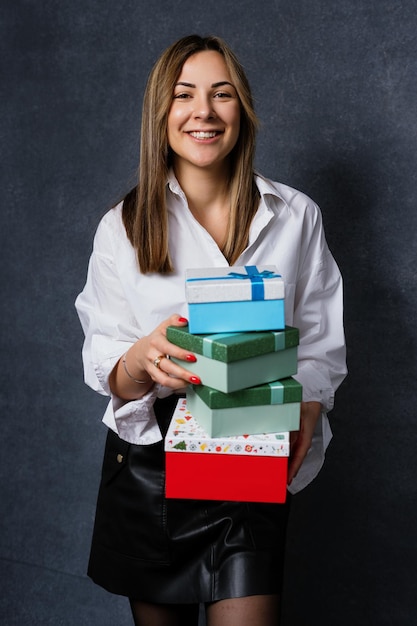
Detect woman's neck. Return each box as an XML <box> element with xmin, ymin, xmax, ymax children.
<box><xmin>174</xmin><ymin>162</ymin><xmax>230</xmax><ymax>211</ymax></box>
<box><xmin>173</xmin><ymin>161</ymin><xmax>231</xmax><ymax>249</ymax></box>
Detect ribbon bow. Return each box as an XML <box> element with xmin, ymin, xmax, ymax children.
<box><xmin>187</xmin><ymin>265</ymin><xmax>281</xmax><ymax>301</ymax></box>
<box><xmin>227</xmin><ymin>266</ymin><xmax>281</xmax><ymax>300</ymax></box>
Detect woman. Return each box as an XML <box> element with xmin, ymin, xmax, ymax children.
<box><xmin>76</xmin><ymin>34</ymin><xmax>346</xmax><ymax>626</ymax></box>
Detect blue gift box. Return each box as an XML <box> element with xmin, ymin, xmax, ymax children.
<box><xmin>185</xmin><ymin>265</ymin><xmax>285</xmax><ymax>333</ymax></box>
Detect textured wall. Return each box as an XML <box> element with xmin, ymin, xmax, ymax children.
<box><xmin>1</xmin><ymin>1</ymin><xmax>416</xmax><ymax>624</ymax></box>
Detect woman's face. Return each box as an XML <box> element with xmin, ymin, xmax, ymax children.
<box><xmin>167</xmin><ymin>50</ymin><xmax>241</xmax><ymax>175</ymax></box>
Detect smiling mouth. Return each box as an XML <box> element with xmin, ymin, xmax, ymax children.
<box><xmin>188</xmin><ymin>131</ymin><xmax>221</xmax><ymax>139</ymax></box>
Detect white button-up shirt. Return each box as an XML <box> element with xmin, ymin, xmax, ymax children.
<box><xmin>75</xmin><ymin>172</ymin><xmax>347</xmax><ymax>494</ymax></box>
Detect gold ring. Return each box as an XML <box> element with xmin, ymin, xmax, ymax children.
<box><xmin>153</xmin><ymin>355</ymin><xmax>165</xmax><ymax>369</ymax></box>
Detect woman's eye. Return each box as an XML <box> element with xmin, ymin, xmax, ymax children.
<box><xmin>214</xmin><ymin>91</ymin><xmax>233</xmax><ymax>99</ymax></box>
<box><xmin>174</xmin><ymin>93</ymin><xmax>191</xmax><ymax>99</ymax></box>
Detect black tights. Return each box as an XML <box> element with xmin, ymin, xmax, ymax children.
<box><xmin>129</xmin><ymin>595</ymin><xmax>281</xmax><ymax>626</ymax></box>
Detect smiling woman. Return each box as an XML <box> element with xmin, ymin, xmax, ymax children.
<box><xmin>166</xmin><ymin>51</ymin><xmax>242</xmax><ymax>251</ymax></box>
<box><xmin>123</xmin><ymin>35</ymin><xmax>260</xmax><ymax>275</ymax></box>
<box><xmin>167</xmin><ymin>51</ymin><xmax>241</xmax><ymax>175</ymax></box>
<box><xmin>75</xmin><ymin>34</ymin><xmax>346</xmax><ymax>626</ymax></box>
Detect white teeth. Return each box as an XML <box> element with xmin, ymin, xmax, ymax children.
<box><xmin>189</xmin><ymin>131</ymin><xmax>218</xmax><ymax>139</ymax></box>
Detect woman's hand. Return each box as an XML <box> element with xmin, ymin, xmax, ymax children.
<box><xmin>109</xmin><ymin>314</ymin><xmax>201</xmax><ymax>400</ymax></box>
<box><xmin>287</xmin><ymin>401</ymin><xmax>322</xmax><ymax>486</ymax></box>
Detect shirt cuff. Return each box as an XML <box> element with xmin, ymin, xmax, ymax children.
<box><xmin>104</xmin><ymin>382</ymin><xmax>183</xmax><ymax>444</ymax></box>
<box><xmin>293</xmin><ymin>362</ymin><xmax>335</xmax><ymax>412</ymax></box>
<box><xmin>91</xmin><ymin>342</ymin><xmax>171</xmax><ymax>444</ymax></box>
<box><xmin>93</xmin><ymin>346</ymin><xmax>128</xmax><ymax>395</ymax></box>
<box><xmin>105</xmin><ymin>386</ymin><xmax>162</xmax><ymax>444</ymax></box>
<box><xmin>287</xmin><ymin>411</ymin><xmax>332</xmax><ymax>494</ymax></box>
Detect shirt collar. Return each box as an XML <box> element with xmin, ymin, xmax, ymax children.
<box><xmin>254</xmin><ymin>172</ymin><xmax>288</xmax><ymax>209</ymax></box>
<box><xmin>166</xmin><ymin>169</ymin><xmax>287</xmax><ymax>251</ymax></box>
<box><xmin>167</xmin><ymin>169</ymin><xmax>183</xmax><ymax>196</ymax></box>
<box><xmin>168</xmin><ymin>169</ymin><xmax>286</xmax><ymax>206</ymax></box>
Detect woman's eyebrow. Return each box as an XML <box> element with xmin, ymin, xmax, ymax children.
<box><xmin>211</xmin><ymin>81</ymin><xmax>234</xmax><ymax>88</ymax></box>
<box><xmin>175</xmin><ymin>81</ymin><xmax>235</xmax><ymax>88</ymax></box>
<box><xmin>175</xmin><ymin>81</ymin><xmax>195</xmax><ymax>88</ymax></box>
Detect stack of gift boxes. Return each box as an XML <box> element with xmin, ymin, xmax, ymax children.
<box><xmin>164</xmin><ymin>265</ymin><xmax>302</xmax><ymax>504</ymax></box>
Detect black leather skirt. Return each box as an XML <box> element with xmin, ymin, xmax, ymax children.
<box><xmin>87</xmin><ymin>395</ymin><xmax>291</xmax><ymax>603</ymax></box>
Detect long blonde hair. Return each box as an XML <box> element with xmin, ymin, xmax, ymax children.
<box><xmin>123</xmin><ymin>34</ymin><xmax>260</xmax><ymax>273</ymax></box>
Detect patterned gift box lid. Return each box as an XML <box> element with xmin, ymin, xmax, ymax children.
<box><xmin>185</xmin><ymin>265</ymin><xmax>284</xmax><ymax>303</ymax></box>
<box><xmin>164</xmin><ymin>398</ymin><xmax>290</xmax><ymax>457</ymax></box>
<box><xmin>166</xmin><ymin>325</ymin><xmax>299</xmax><ymax>363</ymax></box>
<box><xmin>192</xmin><ymin>377</ymin><xmax>302</xmax><ymax>409</ymax></box>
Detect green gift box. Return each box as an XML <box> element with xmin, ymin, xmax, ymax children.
<box><xmin>187</xmin><ymin>377</ymin><xmax>301</xmax><ymax>437</ymax></box>
<box><xmin>167</xmin><ymin>325</ymin><xmax>299</xmax><ymax>393</ymax></box>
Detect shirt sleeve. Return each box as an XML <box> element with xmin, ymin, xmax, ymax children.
<box><xmin>291</xmin><ymin>202</ymin><xmax>347</xmax><ymax>412</ymax></box>
<box><xmin>74</xmin><ymin>212</ymin><xmax>164</xmax><ymax>444</ymax></box>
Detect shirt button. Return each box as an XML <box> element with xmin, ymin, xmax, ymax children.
<box><xmin>117</xmin><ymin>454</ymin><xmax>124</xmax><ymax>464</ymax></box>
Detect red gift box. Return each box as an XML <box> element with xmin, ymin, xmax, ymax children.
<box><xmin>164</xmin><ymin>398</ymin><xmax>288</xmax><ymax>503</ymax></box>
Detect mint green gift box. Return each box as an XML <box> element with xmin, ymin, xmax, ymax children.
<box><xmin>187</xmin><ymin>377</ymin><xmax>301</xmax><ymax>437</ymax></box>
<box><xmin>167</xmin><ymin>325</ymin><xmax>299</xmax><ymax>393</ymax></box>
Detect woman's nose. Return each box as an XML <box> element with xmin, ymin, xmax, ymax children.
<box><xmin>192</xmin><ymin>94</ymin><xmax>215</xmax><ymax>119</ymax></box>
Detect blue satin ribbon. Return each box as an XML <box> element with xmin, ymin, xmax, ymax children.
<box><xmin>202</xmin><ymin>333</ymin><xmax>238</xmax><ymax>358</ymax></box>
<box><xmin>187</xmin><ymin>266</ymin><xmax>281</xmax><ymax>301</ymax></box>
<box><xmin>268</xmin><ymin>381</ymin><xmax>284</xmax><ymax>404</ymax></box>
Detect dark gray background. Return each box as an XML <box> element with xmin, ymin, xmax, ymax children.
<box><xmin>1</xmin><ymin>1</ymin><xmax>416</xmax><ymax>624</ymax></box>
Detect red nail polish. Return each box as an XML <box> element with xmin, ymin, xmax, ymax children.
<box><xmin>186</xmin><ymin>354</ymin><xmax>197</xmax><ymax>362</ymax></box>
<box><xmin>189</xmin><ymin>375</ymin><xmax>201</xmax><ymax>385</ymax></box>
<box><xmin>178</xmin><ymin>317</ymin><xmax>188</xmax><ymax>323</ymax></box>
